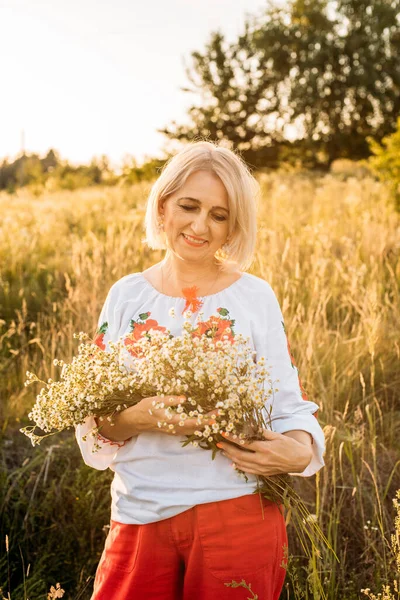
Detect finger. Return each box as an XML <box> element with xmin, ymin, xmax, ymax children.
<box><xmin>220</xmin><ymin>444</ymin><xmax>265</xmax><ymax>467</ymax></box>
<box><xmin>220</xmin><ymin>446</ymin><xmax>256</xmax><ymax>464</ymax></box>
<box><xmin>219</xmin><ymin>438</ymin><xmax>256</xmax><ymax>455</ymax></box>
<box><xmin>153</xmin><ymin>397</ymin><xmax>186</xmax><ymax>415</ymax></box>
<box><xmin>230</xmin><ymin>459</ymin><xmax>279</xmax><ymax>476</ymax></box>
<box><xmin>241</xmin><ymin>467</ymin><xmax>284</xmax><ymax>476</ymax></box>
<box><xmin>160</xmin><ymin>421</ymin><xmax>177</xmax><ymax>434</ymax></box>
<box><xmin>152</xmin><ymin>396</ymin><xmax>186</xmax><ymax>414</ymax></box>
<box><xmin>179</xmin><ymin>415</ymin><xmax>215</xmax><ymax>429</ymax></box>
<box><xmin>229</xmin><ymin>460</ymin><xmax>284</xmax><ymax>477</ymax></box>
<box><xmin>261</xmin><ymin>428</ymin><xmax>282</xmax><ymax>440</ymax></box>
<box><xmin>169</xmin><ymin>415</ymin><xmax>200</xmax><ymax>429</ymax></box>
<box><xmin>220</xmin><ymin>432</ymin><xmax>260</xmax><ymax>450</ymax></box>
<box><xmin>166</xmin><ymin>395</ymin><xmax>187</xmax><ymax>406</ymax></box>
<box><xmin>190</xmin><ymin>412</ymin><xmax>216</xmax><ymax>425</ymax></box>
<box><xmin>204</xmin><ymin>408</ymin><xmax>224</xmax><ymax>418</ymax></box>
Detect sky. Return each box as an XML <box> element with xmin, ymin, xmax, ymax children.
<box><xmin>0</xmin><ymin>0</ymin><xmax>268</xmax><ymax>166</ymax></box>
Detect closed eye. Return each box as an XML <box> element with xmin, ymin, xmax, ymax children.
<box><xmin>180</xmin><ymin>205</ymin><xmax>227</xmax><ymax>222</ymax></box>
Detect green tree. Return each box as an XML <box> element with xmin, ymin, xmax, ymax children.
<box><xmin>0</xmin><ymin>159</ymin><xmax>17</xmax><ymax>193</ymax></box>
<box><xmin>158</xmin><ymin>28</ymin><xmax>286</xmax><ymax>169</ymax></box>
<box><xmin>367</xmin><ymin>116</ymin><xmax>400</xmax><ymax>211</ymax></box>
<box><xmin>41</xmin><ymin>149</ymin><xmax>59</xmax><ymax>173</ymax></box>
<box><xmin>120</xmin><ymin>155</ymin><xmax>169</xmax><ymax>184</ymax></box>
<box><xmin>255</xmin><ymin>0</ymin><xmax>400</xmax><ymax>164</ymax></box>
<box><xmin>160</xmin><ymin>0</ymin><xmax>400</xmax><ymax>168</ymax></box>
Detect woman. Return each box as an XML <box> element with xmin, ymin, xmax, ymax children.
<box><xmin>75</xmin><ymin>141</ymin><xmax>325</xmax><ymax>600</ymax></box>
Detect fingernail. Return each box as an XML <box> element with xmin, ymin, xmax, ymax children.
<box><xmin>216</xmin><ymin>443</ymin><xmax>223</xmax><ymax>448</ymax></box>
<box><xmin>221</xmin><ymin>432</ymin><xmax>229</xmax><ymax>437</ymax></box>
<box><xmin>209</xmin><ymin>419</ymin><xmax>216</xmax><ymax>425</ymax></box>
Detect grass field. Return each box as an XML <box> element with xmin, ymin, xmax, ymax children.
<box><xmin>1</xmin><ymin>170</ymin><xmax>399</xmax><ymax>599</ymax></box>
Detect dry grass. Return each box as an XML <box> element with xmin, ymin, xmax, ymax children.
<box><xmin>1</xmin><ymin>171</ymin><xmax>399</xmax><ymax>599</ymax></box>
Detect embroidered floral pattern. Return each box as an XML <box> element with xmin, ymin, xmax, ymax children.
<box><xmin>281</xmin><ymin>321</ymin><xmax>318</xmax><ymax>417</ymax></box>
<box><xmin>95</xmin><ymin>312</ymin><xmax>317</xmax><ymax>423</ymax></box>
<box><xmin>124</xmin><ymin>312</ymin><xmax>170</xmax><ymax>358</ymax></box>
<box><xmin>124</xmin><ymin>308</ymin><xmax>235</xmax><ymax>355</ymax></box>
<box><xmin>191</xmin><ymin>307</ymin><xmax>236</xmax><ymax>344</ymax></box>
<box><xmin>94</xmin><ymin>322</ymin><xmax>108</xmax><ymax>350</ymax></box>
<box><xmin>182</xmin><ymin>285</ymin><xmax>203</xmax><ymax>314</ymax></box>
<box><xmin>96</xmin><ymin>430</ymin><xmax>127</xmax><ymax>448</ymax></box>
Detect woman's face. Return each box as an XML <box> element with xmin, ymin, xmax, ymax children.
<box><xmin>159</xmin><ymin>169</ymin><xmax>230</xmax><ymax>262</ymax></box>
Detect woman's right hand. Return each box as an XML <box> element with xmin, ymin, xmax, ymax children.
<box><xmin>94</xmin><ymin>395</ymin><xmax>218</xmax><ymax>442</ymax></box>
<box><xmin>127</xmin><ymin>394</ymin><xmax>216</xmax><ymax>437</ymax></box>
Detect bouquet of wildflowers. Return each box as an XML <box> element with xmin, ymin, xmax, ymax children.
<box><xmin>20</xmin><ymin>309</ymin><xmax>272</xmax><ymax>455</ymax></box>
<box><xmin>21</xmin><ymin>308</ymin><xmax>336</xmax><ymax>592</ymax></box>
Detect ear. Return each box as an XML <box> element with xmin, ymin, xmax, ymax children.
<box><xmin>159</xmin><ymin>196</ymin><xmax>169</xmax><ymax>216</ymax></box>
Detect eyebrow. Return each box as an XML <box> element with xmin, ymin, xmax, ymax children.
<box><xmin>177</xmin><ymin>197</ymin><xmax>229</xmax><ymax>213</ymax></box>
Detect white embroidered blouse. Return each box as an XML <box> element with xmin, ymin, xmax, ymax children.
<box><xmin>75</xmin><ymin>271</ymin><xmax>325</xmax><ymax>525</ymax></box>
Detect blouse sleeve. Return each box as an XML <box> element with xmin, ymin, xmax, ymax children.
<box><xmin>74</xmin><ymin>281</ymin><xmax>128</xmax><ymax>471</ymax></box>
<box><xmin>258</xmin><ymin>283</ymin><xmax>326</xmax><ymax>477</ymax></box>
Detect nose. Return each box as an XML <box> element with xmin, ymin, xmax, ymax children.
<box><xmin>190</xmin><ymin>211</ymin><xmax>209</xmax><ymax>236</ymax></box>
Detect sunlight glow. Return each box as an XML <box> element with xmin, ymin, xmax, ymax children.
<box><xmin>0</xmin><ymin>0</ymin><xmax>267</xmax><ymax>166</ymax></box>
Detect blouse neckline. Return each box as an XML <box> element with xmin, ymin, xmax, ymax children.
<box><xmin>138</xmin><ymin>272</ymin><xmax>246</xmax><ymax>300</ymax></box>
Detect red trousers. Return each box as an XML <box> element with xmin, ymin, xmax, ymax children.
<box><xmin>91</xmin><ymin>493</ymin><xmax>288</xmax><ymax>600</ymax></box>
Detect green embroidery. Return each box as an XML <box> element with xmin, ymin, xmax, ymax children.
<box><xmin>138</xmin><ymin>312</ymin><xmax>151</xmax><ymax>321</ymax></box>
<box><xmin>97</xmin><ymin>322</ymin><xmax>108</xmax><ymax>335</ymax></box>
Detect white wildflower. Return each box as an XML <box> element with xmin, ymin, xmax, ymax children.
<box><xmin>21</xmin><ymin>316</ymin><xmax>273</xmax><ymax>466</ymax></box>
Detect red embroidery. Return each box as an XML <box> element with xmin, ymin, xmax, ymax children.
<box><xmin>124</xmin><ymin>311</ymin><xmax>169</xmax><ymax>358</ymax></box>
<box><xmin>96</xmin><ymin>431</ymin><xmax>127</xmax><ymax>448</ymax></box>
<box><xmin>94</xmin><ymin>322</ymin><xmax>108</xmax><ymax>350</ymax></box>
<box><xmin>182</xmin><ymin>286</ymin><xmax>203</xmax><ymax>314</ymax></box>
<box><xmin>191</xmin><ymin>307</ymin><xmax>236</xmax><ymax>344</ymax></box>
<box><xmin>94</xmin><ymin>416</ymin><xmax>127</xmax><ymax>448</ymax></box>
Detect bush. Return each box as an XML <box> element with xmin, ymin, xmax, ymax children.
<box><xmin>366</xmin><ymin>117</ymin><xmax>400</xmax><ymax>212</ymax></box>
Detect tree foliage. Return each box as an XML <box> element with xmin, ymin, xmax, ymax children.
<box><xmin>0</xmin><ymin>151</ymin><xmax>168</xmax><ymax>193</ymax></box>
<box><xmin>367</xmin><ymin>116</ymin><xmax>400</xmax><ymax>211</ymax></box>
<box><xmin>159</xmin><ymin>0</ymin><xmax>400</xmax><ymax>168</ymax></box>
<box><xmin>158</xmin><ymin>28</ymin><xmax>286</xmax><ymax>169</ymax></box>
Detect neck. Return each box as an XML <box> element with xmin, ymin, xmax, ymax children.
<box><xmin>161</xmin><ymin>251</ymin><xmax>221</xmax><ymax>284</ymax></box>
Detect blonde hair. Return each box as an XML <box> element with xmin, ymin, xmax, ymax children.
<box><xmin>143</xmin><ymin>140</ymin><xmax>260</xmax><ymax>272</ymax></box>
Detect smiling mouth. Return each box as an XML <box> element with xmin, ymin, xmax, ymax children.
<box><xmin>182</xmin><ymin>233</ymin><xmax>208</xmax><ymax>245</ymax></box>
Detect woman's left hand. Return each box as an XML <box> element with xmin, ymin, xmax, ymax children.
<box><xmin>217</xmin><ymin>429</ymin><xmax>313</xmax><ymax>476</ymax></box>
